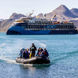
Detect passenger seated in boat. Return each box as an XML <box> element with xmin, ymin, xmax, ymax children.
<box><xmin>23</xmin><ymin>49</ymin><xmax>29</xmax><ymax>59</ymax></box>
<box><xmin>37</xmin><ymin>48</ymin><xmax>49</xmax><ymax>58</ymax></box>
<box><xmin>37</xmin><ymin>47</ymin><xmax>41</xmax><ymax>54</ymax></box>
<box><xmin>27</xmin><ymin>48</ymin><xmax>32</xmax><ymax>58</ymax></box>
<box><xmin>36</xmin><ymin>48</ymin><xmax>43</xmax><ymax>57</ymax></box>
<box><xmin>41</xmin><ymin>48</ymin><xmax>49</xmax><ymax>58</ymax></box>
<box><xmin>19</xmin><ymin>48</ymin><xmax>25</xmax><ymax>58</ymax></box>
<box><xmin>27</xmin><ymin>48</ymin><xmax>30</xmax><ymax>54</ymax></box>
<box><xmin>30</xmin><ymin>43</ymin><xmax>37</xmax><ymax>57</ymax></box>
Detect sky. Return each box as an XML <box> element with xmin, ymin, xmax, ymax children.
<box><xmin>0</xmin><ymin>0</ymin><xmax>78</xmax><ymax>19</ymax></box>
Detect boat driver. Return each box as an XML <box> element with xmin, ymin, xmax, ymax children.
<box><xmin>30</xmin><ymin>43</ymin><xmax>37</xmax><ymax>57</ymax></box>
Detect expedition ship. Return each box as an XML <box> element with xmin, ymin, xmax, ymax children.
<box><xmin>6</xmin><ymin>17</ymin><xmax>78</xmax><ymax>35</ymax></box>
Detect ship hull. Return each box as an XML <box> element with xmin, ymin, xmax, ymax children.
<box><xmin>6</xmin><ymin>26</ymin><xmax>78</xmax><ymax>35</ymax></box>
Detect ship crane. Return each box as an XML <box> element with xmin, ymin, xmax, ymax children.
<box><xmin>27</xmin><ymin>10</ymin><xmax>34</xmax><ymax>17</ymax></box>
<box><xmin>51</xmin><ymin>15</ymin><xmax>57</xmax><ymax>22</ymax></box>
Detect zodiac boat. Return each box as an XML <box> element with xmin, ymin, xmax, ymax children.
<box><xmin>16</xmin><ymin>56</ymin><xmax>50</xmax><ymax>64</ymax></box>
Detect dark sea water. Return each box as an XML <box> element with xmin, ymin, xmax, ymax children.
<box><xmin>0</xmin><ymin>33</ymin><xmax>78</xmax><ymax>78</ymax></box>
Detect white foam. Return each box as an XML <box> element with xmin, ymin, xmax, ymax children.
<box><xmin>0</xmin><ymin>57</ymin><xmax>18</xmax><ymax>64</ymax></box>
<box><xmin>0</xmin><ymin>43</ymin><xmax>6</xmax><ymax>48</ymax></box>
<box><xmin>34</xmin><ymin>40</ymin><xmax>47</xmax><ymax>48</ymax></box>
<box><xmin>39</xmin><ymin>43</ymin><xmax>46</xmax><ymax>48</ymax></box>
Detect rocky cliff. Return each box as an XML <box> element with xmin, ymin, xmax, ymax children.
<box><xmin>0</xmin><ymin>13</ymin><xmax>26</xmax><ymax>32</ymax></box>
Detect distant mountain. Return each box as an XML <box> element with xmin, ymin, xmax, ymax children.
<box><xmin>37</xmin><ymin>5</ymin><xmax>77</xmax><ymax>21</ymax></box>
<box><xmin>71</xmin><ymin>8</ymin><xmax>78</xmax><ymax>16</ymax></box>
<box><xmin>0</xmin><ymin>13</ymin><xmax>26</xmax><ymax>32</ymax></box>
<box><xmin>9</xmin><ymin>13</ymin><xmax>26</xmax><ymax>20</ymax></box>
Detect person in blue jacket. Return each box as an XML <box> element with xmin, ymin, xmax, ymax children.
<box><xmin>23</xmin><ymin>49</ymin><xmax>29</xmax><ymax>59</ymax></box>
<box><xmin>20</xmin><ymin>48</ymin><xmax>25</xmax><ymax>58</ymax></box>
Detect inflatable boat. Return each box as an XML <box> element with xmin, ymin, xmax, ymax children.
<box><xmin>16</xmin><ymin>56</ymin><xmax>50</xmax><ymax>64</ymax></box>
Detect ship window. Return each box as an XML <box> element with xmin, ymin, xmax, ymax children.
<box><xmin>15</xmin><ymin>23</ymin><xmax>27</xmax><ymax>28</ymax></box>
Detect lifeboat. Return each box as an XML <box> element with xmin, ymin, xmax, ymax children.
<box><xmin>16</xmin><ymin>56</ymin><xmax>50</xmax><ymax>64</ymax></box>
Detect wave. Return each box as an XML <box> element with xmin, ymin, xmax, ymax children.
<box><xmin>52</xmin><ymin>50</ymin><xmax>78</xmax><ymax>64</ymax></box>
<box><xmin>0</xmin><ymin>57</ymin><xmax>18</xmax><ymax>64</ymax></box>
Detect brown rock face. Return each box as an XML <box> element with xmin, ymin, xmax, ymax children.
<box><xmin>0</xmin><ymin>13</ymin><xmax>26</xmax><ymax>32</ymax></box>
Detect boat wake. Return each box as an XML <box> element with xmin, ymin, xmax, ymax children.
<box><xmin>0</xmin><ymin>57</ymin><xmax>18</xmax><ymax>64</ymax></box>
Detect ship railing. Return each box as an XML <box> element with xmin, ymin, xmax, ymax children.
<box><xmin>25</xmin><ymin>28</ymin><xmax>75</xmax><ymax>30</ymax></box>
<box><xmin>28</xmin><ymin>23</ymin><xmax>49</xmax><ymax>26</ymax></box>
<box><xmin>28</xmin><ymin>21</ymin><xmax>74</xmax><ymax>26</ymax></box>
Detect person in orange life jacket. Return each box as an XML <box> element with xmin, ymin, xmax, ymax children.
<box><xmin>41</xmin><ymin>48</ymin><xmax>49</xmax><ymax>58</ymax></box>
<box><xmin>30</xmin><ymin>43</ymin><xmax>37</xmax><ymax>57</ymax></box>
<box><xmin>23</xmin><ymin>49</ymin><xmax>29</xmax><ymax>59</ymax></box>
